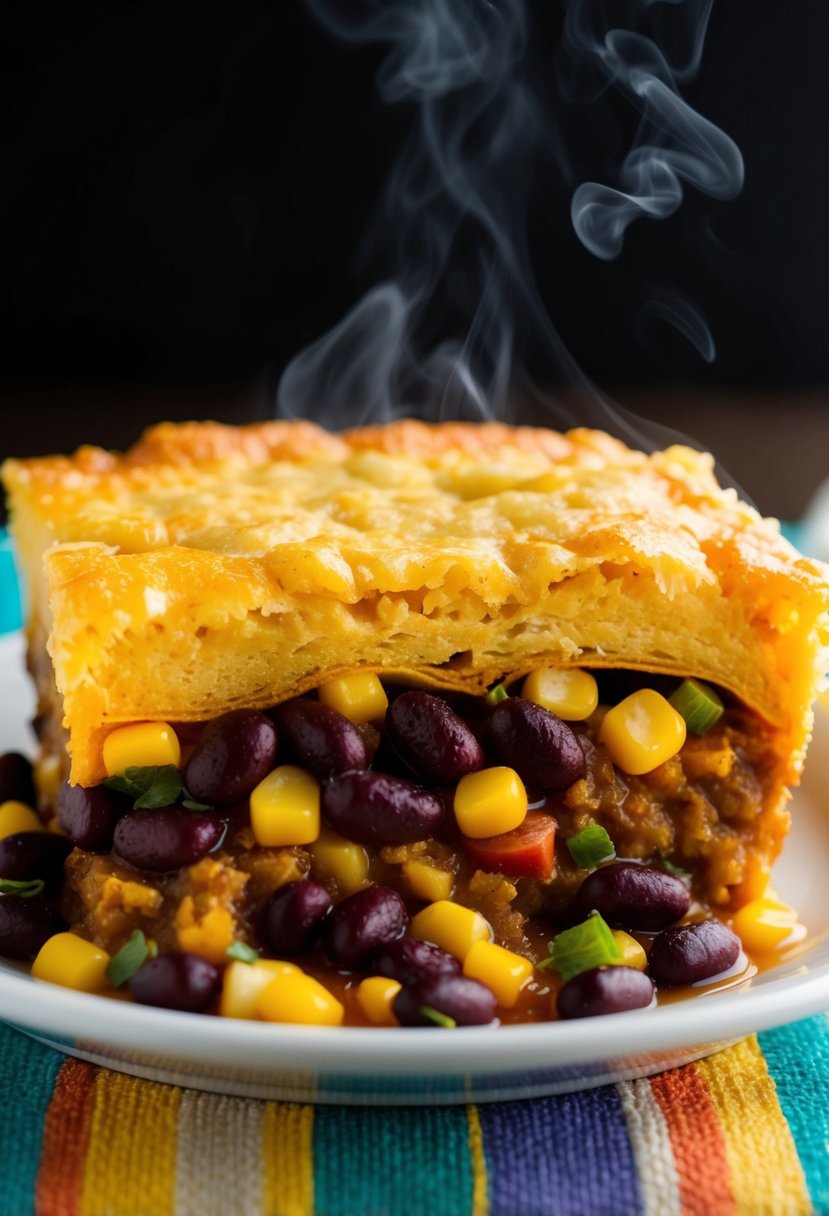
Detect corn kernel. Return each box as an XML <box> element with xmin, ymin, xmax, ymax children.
<box><xmin>599</xmin><ymin>689</ymin><xmax>686</xmax><ymax>775</ymax></box>
<box><xmin>411</xmin><ymin>900</ymin><xmax>491</xmax><ymax>962</ymax></box>
<box><xmin>0</xmin><ymin>800</ymin><xmax>44</xmax><ymax>838</ymax></box>
<box><xmin>310</xmin><ymin>827</ymin><xmax>368</xmax><ymax>894</ymax></box>
<box><xmin>454</xmin><ymin>766</ymin><xmax>527</xmax><ymax>839</ymax></box>
<box><xmin>34</xmin><ymin>754</ymin><xmax>62</xmax><ymax>807</ymax></box>
<box><xmin>250</xmin><ymin>765</ymin><xmax>320</xmax><ymax>847</ymax></box>
<box><xmin>463</xmin><ymin>939</ymin><xmax>533</xmax><ymax>1008</ymax></box>
<box><xmin>610</xmin><ymin>930</ymin><xmax>648</xmax><ymax>971</ymax></box>
<box><xmin>356</xmin><ymin>976</ymin><xmax>401</xmax><ymax>1026</ymax></box>
<box><xmin>31</xmin><ymin>932</ymin><xmax>111</xmax><ymax>992</ymax></box>
<box><xmin>219</xmin><ymin>959</ymin><xmax>301</xmax><ymax>1020</ymax></box>
<box><xmin>256</xmin><ymin>972</ymin><xmax>345</xmax><ymax>1026</ymax></box>
<box><xmin>732</xmin><ymin>896</ymin><xmax>800</xmax><ymax>954</ymax></box>
<box><xmin>402</xmin><ymin>859</ymin><xmax>454</xmax><ymax>903</ymax></box>
<box><xmin>522</xmin><ymin>667</ymin><xmax>599</xmax><ymax>721</ymax></box>
<box><xmin>103</xmin><ymin>722</ymin><xmax>181</xmax><ymax>776</ymax></box>
<box><xmin>317</xmin><ymin>673</ymin><xmax>388</xmax><ymax>725</ymax></box>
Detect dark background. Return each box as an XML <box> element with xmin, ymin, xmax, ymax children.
<box><xmin>2</xmin><ymin>1</ymin><xmax>828</xmax><ymax>517</ymax></box>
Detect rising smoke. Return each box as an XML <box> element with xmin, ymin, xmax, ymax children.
<box><xmin>278</xmin><ymin>0</ymin><xmax>742</xmax><ymax>437</ymax></box>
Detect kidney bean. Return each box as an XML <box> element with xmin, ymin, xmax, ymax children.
<box><xmin>0</xmin><ymin>832</ymin><xmax>73</xmax><ymax>893</ymax></box>
<box><xmin>486</xmin><ymin>698</ymin><xmax>585</xmax><ymax>791</ymax></box>
<box><xmin>183</xmin><ymin>709</ymin><xmax>277</xmax><ymax>806</ymax></box>
<box><xmin>57</xmin><ymin>782</ymin><xmax>127</xmax><ymax>852</ymax></box>
<box><xmin>375</xmin><ymin>937</ymin><xmax>461</xmax><ymax>986</ymax></box>
<box><xmin>113</xmin><ymin>809</ymin><xmax>227</xmax><ymax>873</ymax></box>
<box><xmin>129</xmin><ymin>952</ymin><xmax>221</xmax><ymax>1012</ymax></box>
<box><xmin>573</xmin><ymin>862</ymin><xmax>691</xmax><ymax>931</ymax></box>
<box><xmin>557</xmin><ymin>966</ymin><xmax>655</xmax><ymax>1019</ymax></box>
<box><xmin>258</xmin><ymin>880</ymin><xmax>332</xmax><ymax>955</ymax></box>
<box><xmin>386</xmin><ymin>692</ymin><xmax>484</xmax><ymax>784</ymax></box>
<box><xmin>0</xmin><ymin>896</ymin><xmax>64</xmax><ymax>961</ymax></box>
<box><xmin>648</xmin><ymin>919</ymin><xmax>741</xmax><ymax>986</ymax></box>
<box><xmin>0</xmin><ymin>752</ymin><xmax>36</xmax><ymax>806</ymax></box>
<box><xmin>393</xmin><ymin>973</ymin><xmax>497</xmax><ymax>1027</ymax></box>
<box><xmin>273</xmin><ymin>699</ymin><xmax>367</xmax><ymax>780</ymax></box>
<box><xmin>325</xmin><ymin>886</ymin><xmax>408</xmax><ymax>969</ymax></box>
<box><xmin>322</xmin><ymin>771</ymin><xmax>443</xmax><ymax>847</ymax></box>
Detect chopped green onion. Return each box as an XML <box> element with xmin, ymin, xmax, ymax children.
<box><xmin>106</xmin><ymin>929</ymin><xmax>151</xmax><ymax>988</ymax></box>
<box><xmin>181</xmin><ymin>798</ymin><xmax>213</xmax><ymax>811</ymax></box>
<box><xmin>419</xmin><ymin>1005</ymin><xmax>457</xmax><ymax>1028</ymax></box>
<box><xmin>484</xmin><ymin>683</ymin><xmax>508</xmax><ymax>706</ymax></box>
<box><xmin>668</xmin><ymin>678</ymin><xmax>724</xmax><ymax>735</ymax></box>
<box><xmin>0</xmin><ymin>877</ymin><xmax>44</xmax><ymax>898</ymax></box>
<box><xmin>658</xmin><ymin>854</ymin><xmax>691</xmax><ymax>882</ymax></box>
<box><xmin>566</xmin><ymin>825</ymin><xmax>616</xmax><ymax>869</ymax></box>
<box><xmin>547</xmin><ymin>911</ymin><xmax>621</xmax><ymax>983</ymax></box>
<box><xmin>226</xmin><ymin>940</ymin><xmax>259</xmax><ymax>965</ymax></box>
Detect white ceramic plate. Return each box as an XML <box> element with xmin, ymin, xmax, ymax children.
<box><xmin>0</xmin><ymin>631</ymin><xmax>827</xmax><ymax>1105</ymax></box>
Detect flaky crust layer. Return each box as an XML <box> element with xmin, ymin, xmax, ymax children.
<box><xmin>4</xmin><ymin>418</ymin><xmax>829</xmax><ymax>787</ymax></box>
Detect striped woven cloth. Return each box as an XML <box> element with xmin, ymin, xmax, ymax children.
<box><xmin>2</xmin><ymin>1017</ymin><xmax>827</xmax><ymax>1216</ymax></box>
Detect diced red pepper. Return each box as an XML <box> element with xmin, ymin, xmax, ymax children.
<box><xmin>463</xmin><ymin>811</ymin><xmax>556</xmax><ymax>880</ymax></box>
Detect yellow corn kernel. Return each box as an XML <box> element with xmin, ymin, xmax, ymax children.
<box><xmin>317</xmin><ymin>673</ymin><xmax>388</xmax><ymax>725</ymax></box>
<box><xmin>732</xmin><ymin>896</ymin><xmax>800</xmax><ymax>954</ymax></box>
<box><xmin>402</xmin><ymin>859</ymin><xmax>454</xmax><ymax>903</ymax></box>
<box><xmin>31</xmin><ymin>932</ymin><xmax>111</xmax><ymax>992</ymax></box>
<box><xmin>310</xmin><ymin>827</ymin><xmax>368</xmax><ymax>894</ymax></box>
<box><xmin>256</xmin><ymin>972</ymin><xmax>345</xmax><ymax>1026</ymax></box>
<box><xmin>102</xmin><ymin>722</ymin><xmax>181</xmax><ymax>776</ymax></box>
<box><xmin>0</xmin><ymin>800</ymin><xmax>44</xmax><ymax>838</ymax></box>
<box><xmin>462</xmin><ymin>940</ymin><xmax>533</xmax><ymax>1008</ymax></box>
<box><xmin>175</xmin><ymin>903</ymin><xmax>235</xmax><ymax>964</ymax></box>
<box><xmin>599</xmin><ymin>689</ymin><xmax>687</xmax><ymax>775</ymax></box>
<box><xmin>356</xmin><ymin>976</ymin><xmax>401</xmax><ymax>1026</ymax></box>
<box><xmin>34</xmin><ymin>754</ymin><xmax>63</xmax><ymax>807</ymax></box>
<box><xmin>522</xmin><ymin>667</ymin><xmax>599</xmax><ymax>721</ymax></box>
<box><xmin>610</xmin><ymin>930</ymin><xmax>648</xmax><ymax>971</ymax></box>
<box><xmin>250</xmin><ymin>765</ymin><xmax>320</xmax><ymax>847</ymax></box>
<box><xmin>454</xmin><ymin>766</ymin><xmax>527</xmax><ymax>839</ymax></box>
<box><xmin>411</xmin><ymin>900</ymin><xmax>491</xmax><ymax>962</ymax></box>
<box><xmin>219</xmin><ymin>959</ymin><xmax>301</xmax><ymax>1020</ymax></box>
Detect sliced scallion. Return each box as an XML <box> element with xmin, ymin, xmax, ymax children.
<box><xmin>0</xmin><ymin>877</ymin><xmax>45</xmax><ymax>898</ymax></box>
<box><xmin>566</xmin><ymin>825</ymin><xmax>615</xmax><ymax>869</ymax></box>
<box><xmin>226</xmin><ymin>940</ymin><xmax>259</xmax><ymax>965</ymax></box>
<box><xmin>420</xmin><ymin>1005</ymin><xmax>457</xmax><ymax>1028</ymax></box>
<box><xmin>484</xmin><ymin>683</ymin><xmax>508</xmax><ymax>706</ymax></box>
<box><xmin>106</xmin><ymin>929</ymin><xmax>150</xmax><ymax>988</ymax></box>
<box><xmin>547</xmin><ymin>911</ymin><xmax>620</xmax><ymax>982</ymax></box>
<box><xmin>668</xmin><ymin>678</ymin><xmax>724</xmax><ymax>735</ymax></box>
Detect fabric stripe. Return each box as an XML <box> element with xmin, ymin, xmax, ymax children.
<box><xmin>79</xmin><ymin>1071</ymin><xmax>180</xmax><ymax>1216</ymax></box>
<box><xmin>467</xmin><ymin>1106</ymin><xmax>488</xmax><ymax>1216</ymax></box>
<box><xmin>174</xmin><ymin>1090</ymin><xmax>265</xmax><ymax>1216</ymax></box>
<box><xmin>479</xmin><ymin>1088</ymin><xmax>644</xmax><ymax>1216</ymax></box>
<box><xmin>36</xmin><ymin>1059</ymin><xmax>98</xmax><ymax>1216</ymax></box>
<box><xmin>261</xmin><ymin>1103</ymin><xmax>314</xmax><ymax>1216</ymax></box>
<box><xmin>649</xmin><ymin>1063</ymin><xmax>734</xmax><ymax>1216</ymax></box>
<box><xmin>695</xmin><ymin>1038</ymin><xmax>811</xmax><ymax>1216</ymax></box>
<box><xmin>616</xmin><ymin>1079</ymin><xmax>682</xmax><ymax>1216</ymax></box>
<box><xmin>0</xmin><ymin>1030</ymin><xmax>63</xmax><ymax>1216</ymax></box>
<box><xmin>760</xmin><ymin>1016</ymin><xmax>829</xmax><ymax>1214</ymax></box>
<box><xmin>313</xmin><ymin>1105</ymin><xmax>475</xmax><ymax>1216</ymax></box>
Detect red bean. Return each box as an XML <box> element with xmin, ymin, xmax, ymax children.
<box><xmin>322</xmin><ymin>771</ymin><xmax>443</xmax><ymax>847</ymax></box>
<box><xmin>393</xmin><ymin>974</ymin><xmax>497</xmax><ymax>1027</ymax></box>
<box><xmin>129</xmin><ymin>952</ymin><xmax>221</xmax><ymax>1012</ymax></box>
<box><xmin>0</xmin><ymin>752</ymin><xmax>36</xmax><ymax>807</ymax></box>
<box><xmin>113</xmin><ymin>809</ymin><xmax>227</xmax><ymax>873</ymax></box>
<box><xmin>273</xmin><ymin>700</ymin><xmax>367</xmax><ymax>779</ymax></box>
<box><xmin>486</xmin><ymin>699</ymin><xmax>585</xmax><ymax>791</ymax></box>
<box><xmin>556</xmin><ymin>966</ymin><xmax>655</xmax><ymax>1019</ymax></box>
<box><xmin>0</xmin><ymin>896</ymin><xmax>64</xmax><ymax>961</ymax></box>
<box><xmin>258</xmin><ymin>880</ymin><xmax>332</xmax><ymax>955</ymax></box>
<box><xmin>648</xmin><ymin>919</ymin><xmax>741</xmax><ymax>986</ymax></box>
<box><xmin>386</xmin><ymin>692</ymin><xmax>484</xmax><ymax>784</ymax></box>
<box><xmin>325</xmin><ymin>886</ymin><xmax>408</xmax><ymax>969</ymax></box>
<box><xmin>375</xmin><ymin>937</ymin><xmax>461</xmax><ymax>986</ymax></box>
<box><xmin>0</xmin><ymin>832</ymin><xmax>73</xmax><ymax>893</ymax></box>
<box><xmin>183</xmin><ymin>709</ymin><xmax>277</xmax><ymax>806</ymax></box>
<box><xmin>57</xmin><ymin>782</ymin><xmax>127</xmax><ymax>852</ymax></box>
<box><xmin>573</xmin><ymin>862</ymin><xmax>691</xmax><ymax>931</ymax></box>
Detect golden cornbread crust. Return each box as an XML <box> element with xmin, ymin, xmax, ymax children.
<box><xmin>3</xmin><ymin>418</ymin><xmax>829</xmax><ymax>794</ymax></box>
